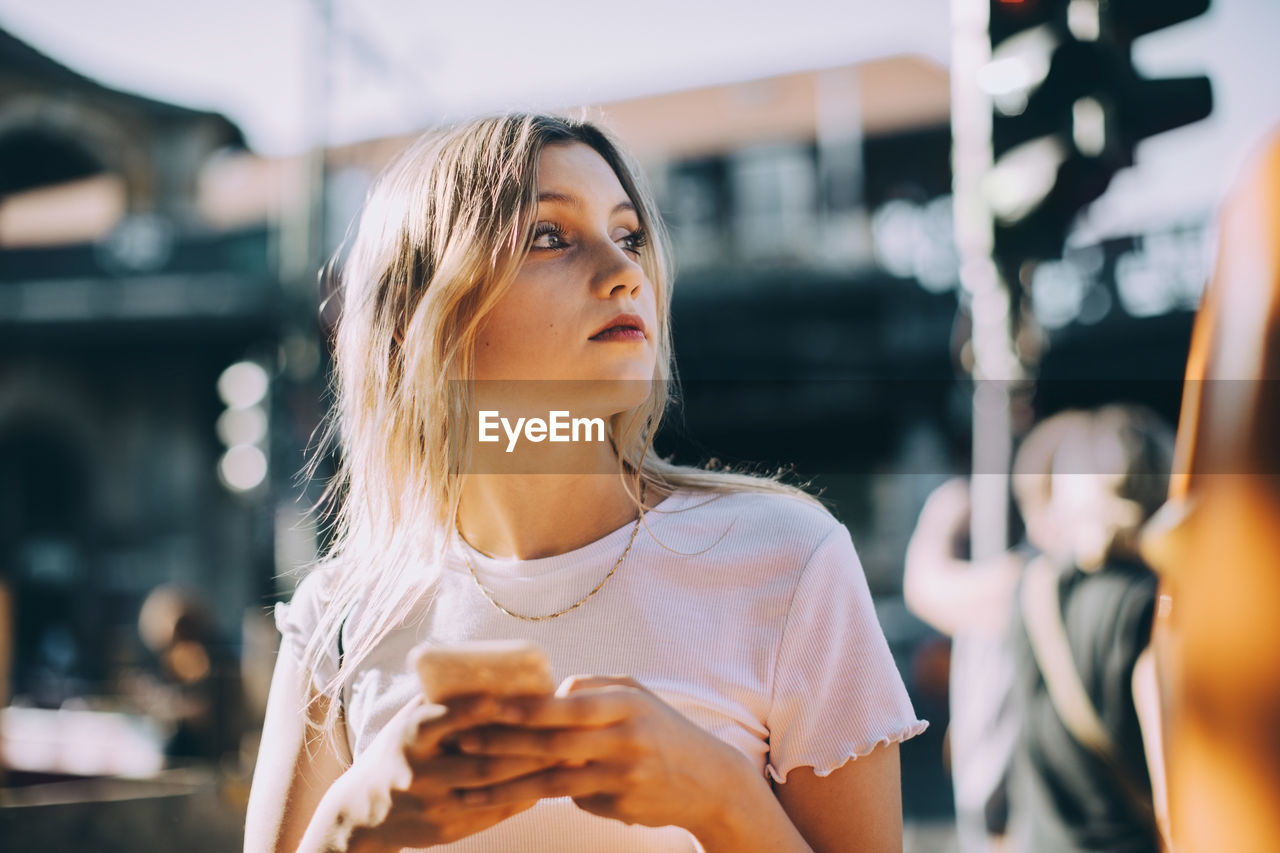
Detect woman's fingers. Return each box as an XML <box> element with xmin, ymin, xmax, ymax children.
<box><xmin>405</xmin><ymin>694</ymin><xmax>504</xmax><ymax>759</ymax></box>
<box><xmin>379</xmin><ymin>799</ymin><xmax>540</xmax><ymax>848</ymax></box>
<box><xmin>558</xmin><ymin>674</ymin><xmax>644</xmax><ymax>694</ymax></box>
<box><xmin>455</xmin><ymin>722</ymin><xmax>633</xmax><ymax>762</ymax></box>
<box><xmin>415</xmin><ymin>753</ymin><xmax>563</xmax><ymax>789</ymax></box>
<box><xmin>497</xmin><ymin>686</ymin><xmax>643</xmax><ymax>729</ymax></box>
<box><xmin>452</xmin><ymin>762</ymin><xmax>618</xmax><ymax>808</ymax></box>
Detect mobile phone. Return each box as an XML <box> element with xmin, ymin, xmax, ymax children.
<box><xmin>411</xmin><ymin>639</ymin><xmax>554</xmax><ymax>704</ymax></box>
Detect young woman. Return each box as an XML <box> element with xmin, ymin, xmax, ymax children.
<box><xmin>244</xmin><ymin>114</ymin><xmax>926</xmax><ymax>853</ymax></box>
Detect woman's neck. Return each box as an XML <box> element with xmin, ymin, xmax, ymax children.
<box><xmin>456</xmin><ymin>470</ymin><xmax>668</xmax><ymax>561</ymax></box>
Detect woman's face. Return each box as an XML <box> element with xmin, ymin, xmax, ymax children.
<box><xmin>473</xmin><ymin>142</ymin><xmax>659</xmax><ymax>405</ymax></box>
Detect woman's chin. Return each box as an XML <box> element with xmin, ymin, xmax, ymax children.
<box><xmin>578</xmin><ymin>379</ymin><xmax>653</xmax><ymax>418</ymax></box>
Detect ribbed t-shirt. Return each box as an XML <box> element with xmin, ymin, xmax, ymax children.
<box><xmin>276</xmin><ymin>487</ymin><xmax>927</xmax><ymax>852</ymax></box>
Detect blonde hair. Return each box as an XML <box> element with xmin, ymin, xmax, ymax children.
<box><xmin>299</xmin><ymin>113</ymin><xmax>821</xmax><ymax>748</ymax></box>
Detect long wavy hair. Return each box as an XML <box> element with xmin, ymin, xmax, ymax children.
<box><xmin>298</xmin><ymin>113</ymin><xmax>821</xmax><ymax>751</ymax></box>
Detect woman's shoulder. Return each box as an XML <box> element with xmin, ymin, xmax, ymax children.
<box><xmin>273</xmin><ymin>563</ymin><xmax>348</xmax><ymax>683</ymax></box>
<box><xmin>287</xmin><ymin>561</ymin><xmax>342</xmax><ymax>601</ymax></box>
<box><xmin>670</xmin><ymin>483</ymin><xmax>836</xmax><ymax>523</ymax></box>
<box><xmin>662</xmin><ymin>485</ymin><xmax>846</xmax><ymax>563</ymax></box>
<box><xmin>276</xmin><ymin>562</ymin><xmax>344</xmax><ymax>633</ymax></box>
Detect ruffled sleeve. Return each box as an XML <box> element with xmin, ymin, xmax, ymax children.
<box><xmin>766</xmin><ymin>523</ymin><xmax>929</xmax><ymax>783</ymax></box>
<box><xmin>273</xmin><ymin>570</ymin><xmax>340</xmax><ymax>695</ymax></box>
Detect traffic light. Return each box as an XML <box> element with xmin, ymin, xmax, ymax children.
<box><xmin>981</xmin><ymin>0</ymin><xmax>1213</xmax><ymax>267</ymax></box>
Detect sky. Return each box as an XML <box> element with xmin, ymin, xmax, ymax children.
<box><xmin>2</xmin><ymin>0</ymin><xmax>1278</xmax><ymax>237</ymax></box>
<box><xmin>0</xmin><ymin>0</ymin><xmax>952</xmax><ymax>154</ymax></box>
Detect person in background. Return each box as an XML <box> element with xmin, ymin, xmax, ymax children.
<box><xmin>905</xmin><ymin>410</ymin><xmax>1089</xmax><ymax>851</ymax></box>
<box><xmin>1005</xmin><ymin>404</ymin><xmax>1173</xmax><ymax>852</ymax></box>
<box><xmin>137</xmin><ymin>584</ymin><xmax>246</xmax><ymax>763</ymax></box>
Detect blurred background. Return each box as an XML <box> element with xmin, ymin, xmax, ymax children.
<box><xmin>1</xmin><ymin>0</ymin><xmax>1277</xmax><ymax>850</ymax></box>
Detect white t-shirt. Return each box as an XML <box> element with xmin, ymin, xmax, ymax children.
<box><xmin>276</xmin><ymin>487</ymin><xmax>927</xmax><ymax>852</ymax></box>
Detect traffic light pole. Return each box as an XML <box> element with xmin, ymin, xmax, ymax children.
<box><xmin>952</xmin><ymin>0</ymin><xmax>1026</xmax><ymax>562</ymax></box>
<box><xmin>947</xmin><ymin>3</ymin><xmax>1033</xmax><ymax>850</ymax></box>
<box><xmin>946</xmin><ymin>1</ymin><xmax>1214</xmax><ymax>846</ymax></box>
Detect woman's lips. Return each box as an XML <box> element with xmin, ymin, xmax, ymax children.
<box><xmin>589</xmin><ymin>313</ymin><xmax>646</xmax><ymax>339</ymax></box>
<box><xmin>589</xmin><ymin>327</ymin><xmax>646</xmax><ymax>342</ymax></box>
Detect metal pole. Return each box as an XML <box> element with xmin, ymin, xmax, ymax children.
<box><xmin>951</xmin><ymin>0</ymin><xmax>1023</xmax><ymax>559</ymax></box>
<box><xmin>947</xmin><ymin>3</ymin><xmax>1028</xmax><ymax>850</ymax></box>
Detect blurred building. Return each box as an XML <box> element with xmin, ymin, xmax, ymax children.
<box><xmin>0</xmin><ymin>26</ymin><xmax>1209</xmax><ymax>823</ymax></box>
<box><xmin>596</xmin><ymin>56</ymin><xmax>952</xmax><ymax>272</ymax></box>
<box><xmin>285</xmin><ymin>58</ymin><xmax>966</xmax><ymax>592</ymax></box>
<box><xmin>0</xmin><ymin>26</ymin><xmax>284</xmax><ymax>715</ymax></box>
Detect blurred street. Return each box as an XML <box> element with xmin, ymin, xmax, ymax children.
<box><xmin>3</xmin><ymin>1</ymin><xmax>1279</xmax><ymax>850</ymax></box>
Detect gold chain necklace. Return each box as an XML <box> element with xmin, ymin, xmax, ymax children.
<box><xmin>459</xmin><ymin>485</ymin><xmax>646</xmax><ymax>622</ymax></box>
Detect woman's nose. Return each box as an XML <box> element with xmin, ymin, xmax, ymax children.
<box><xmin>588</xmin><ymin>237</ymin><xmax>644</xmax><ymax>299</ymax></box>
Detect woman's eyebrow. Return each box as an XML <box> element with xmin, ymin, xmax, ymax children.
<box><xmin>537</xmin><ymin>191</ymin><xmax>635</xmax><ymax>217</ymax></box>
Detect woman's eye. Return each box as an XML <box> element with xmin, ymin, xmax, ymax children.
<box><xmin>618</xmin><ymin>227</ymin><xmax>649</xmax><ymax>255</ymax></box>
<box><xmin>531</xmin><ymin>224</ymin><xmax>567</xmax><ymax>250</ymax></box>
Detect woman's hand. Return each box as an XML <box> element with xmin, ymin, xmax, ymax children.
<box><xmin>912</xmin><ymin>477</ymin><xmax>972</xmax><ymax>550</ymax></box>
<box><xmin>905</xmin><ymin>477</ymin><xmax>1024</xmax><ymax>636</ymax></box>
<box><xmin>448</xmin><ymin>676</ymin><xmax>810</xmax><ymax>851</ymax></box>
<box><xmin>306</xmin><ymin>694</ymin><xmax>561</xmax><ymax>852</ymax></box>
